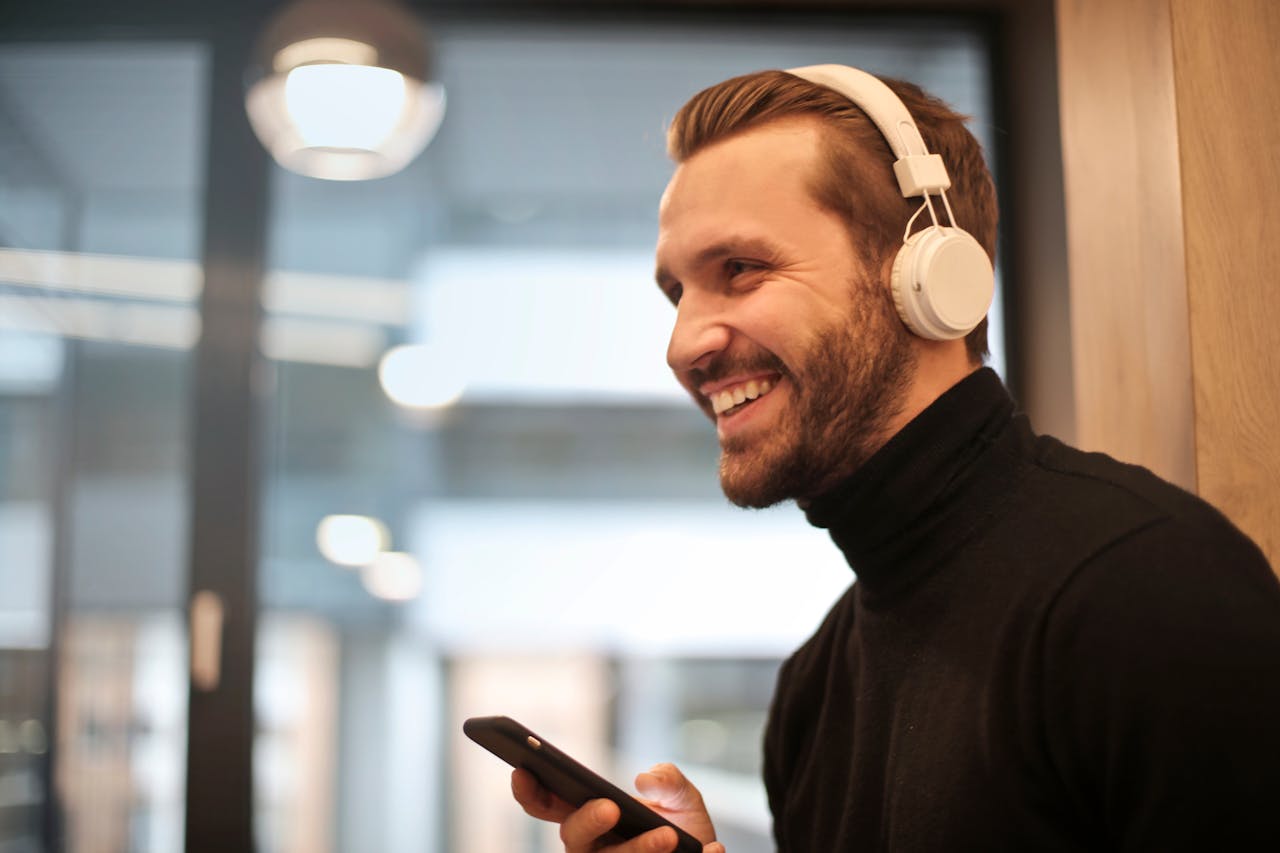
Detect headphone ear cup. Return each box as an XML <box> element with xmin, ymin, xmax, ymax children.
<box><xmin>890</xmin><ymin>226</ymin><xmax>994</xmax><ymax>341</ymax></box>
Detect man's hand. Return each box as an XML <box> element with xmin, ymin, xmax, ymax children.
<box><xmin>511</xmin><ymin>762</ymin><xmax>725</xmax><ymax>853</ymax></box>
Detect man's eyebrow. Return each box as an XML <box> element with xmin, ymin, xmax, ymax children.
<box><xmin>654</xmin><ymin>236</ymin><xmax>777</xmax><ymax>287</ymax></box>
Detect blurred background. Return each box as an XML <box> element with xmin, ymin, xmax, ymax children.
<box><xmin>0</xmin><ymin>2</ymin><xmax>1018</xmax><ymax>851</ymax></box>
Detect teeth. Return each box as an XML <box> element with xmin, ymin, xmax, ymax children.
<box><xmin>709</xmin><ymin>378</ymin><xmax>776</xmax><ymax>415</ymax></box>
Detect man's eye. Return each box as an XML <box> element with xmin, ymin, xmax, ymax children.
<box><xmin>665</xmin><ymin>283</ymin><xmax>683</xmax><ymax>306</ymax></box>
<box><xmin>726</xmin><ymin>259</ymin><xmax>759</xmax><ymax>278</ymax></box>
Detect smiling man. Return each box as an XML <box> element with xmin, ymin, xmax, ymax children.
<box><xmin>510</xmin><ymin>66</ymin><xmax>1280</xmax><ymax>852</ymax></box>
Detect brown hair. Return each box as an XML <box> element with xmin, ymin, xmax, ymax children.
<box><xmin>667</xmin><ymin>69</ymin><xmax>997</xmax><ymax>363</ymax></box>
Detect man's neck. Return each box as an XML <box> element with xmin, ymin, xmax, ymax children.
<box><xmin>892</xmin><ymin>350</ymin><xmax>983</xmax><ymax>440</ymax></box>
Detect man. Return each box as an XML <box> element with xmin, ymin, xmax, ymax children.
<box><xmin>511</xmin><ymin>66</ymin><xmax>1280</xmax><ymax>851</ymax></box>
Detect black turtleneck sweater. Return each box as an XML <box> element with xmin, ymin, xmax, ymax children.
<box><xmin>763</xmin><ymin>368</ymin><xmax>1280</xmax><ymax>851</ymax></box>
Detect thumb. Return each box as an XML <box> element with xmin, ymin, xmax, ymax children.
<box><xmin>635</xmin><ymin>762</ymin><xmax>705</xmax><ymax>811</ymax></box>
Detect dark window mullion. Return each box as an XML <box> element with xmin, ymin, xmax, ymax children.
<box><xmin>184</xmin><ymin>20</ymin><xmax>273</xmax><ymax>853</ymax></box>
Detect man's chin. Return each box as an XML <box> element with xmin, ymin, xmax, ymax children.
<box><xmin>721</xmin><ymin>482</ymin><xmax>788</xmax><ymax>509</ymax></box>
<box><xmin>718</xmin><ymin>454</ymin><xmax>793</xmax><ymax>509</ymax></box>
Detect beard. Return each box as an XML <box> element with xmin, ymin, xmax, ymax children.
<box><xmin>714</xmin><ymin>280</ymin><xmax>917</xmax><ymax>509</ymax></box>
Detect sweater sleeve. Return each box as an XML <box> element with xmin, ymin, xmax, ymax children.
<box><xmin>1038</xmin><ymin>513</ymin><xmax>1280</xmax><ymax>850</ymax></box>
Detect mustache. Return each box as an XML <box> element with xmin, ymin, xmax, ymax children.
<box><xmin>689</xmin><ymin>350</ymin><xmax>790</xmax><ymax>388</ymax></box>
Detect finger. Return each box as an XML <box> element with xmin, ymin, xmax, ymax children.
<box><xmin>635</xmin><ymin>763</ymin><xmax>706</xmax><ymax>812</ymax></box>
<box><xmin>511</xmin><ymin>769</ymin><xmax>574</xmax><ymax>822</ymax></box>
<box><xmin>702</xmin><ymin>843</ymin><xmax>726</xmax><ymax>853</ymax></box>
<box><xmin>597</xmin><ymin>826</ymin><xmax>679</xmax><ymax>853</ymax></box>
<box><xmin>559</xmin><ymin>798</ymin><xmax>622</xmax><ymax>852</ymax></box>
<box><xmin>625</xmin><ymin>826</ymin><xmax>679</xmax><ymax>852</ymax></box>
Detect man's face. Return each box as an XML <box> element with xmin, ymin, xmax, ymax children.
<box><xmin>654</xmin><ymin>118</ymin><xmax>916</xmax><ymax>507</ymax></box>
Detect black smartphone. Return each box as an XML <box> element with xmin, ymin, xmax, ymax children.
<box><xmin>463</xmin><ymin>715</ymin><xmax>704</xmax><ymax>853</ymax></box>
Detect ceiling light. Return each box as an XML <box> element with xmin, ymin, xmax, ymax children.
<box><xmin>316</xmin><ymin>514</ymin><xmax>390</xmax><ymax>567</ymax></box>
<box><xmin>245</xmin><ymin>0</ymin><xmax>445</xmax><ymax>181</ymax></box>
<box><xmin>378</xmin><ymin>342</ymin><xmax>466</xmax><ymax>409</ymax></box>
<box><xmin>362</xmin><ymin>551</ymin><xmax>423</xmax><ymax>601</ymax></box>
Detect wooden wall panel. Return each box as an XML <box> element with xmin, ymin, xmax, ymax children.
<box><xmin>1055</xmin><ymin>0</ymin><xmax>1197</xmax><ymax>491</ymax></box>
<box><xmin>1057</xmin><ymin>0</ymin><xmax>1279</xmax><ymax>567</ymax></box>
<box><xmin>1169</xmin><ymin>0</ymin><xmax>1280</xmax><ymax>563</ymax></box>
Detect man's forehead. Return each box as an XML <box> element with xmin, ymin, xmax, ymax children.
<box><xmin>660</xmin><ymin>119</ymin><xmax>825</xmax><ymax>208</ymax></box>
<box><xmin>658</xmin><ymin>120</ymin><xmax>828</xmax><ymax>237</ymax></box>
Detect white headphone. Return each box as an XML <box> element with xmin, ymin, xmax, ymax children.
<box><xmin>786</xmin><ymin>64</ymin><xmax>994</xmax><ymax>341</ymax></box>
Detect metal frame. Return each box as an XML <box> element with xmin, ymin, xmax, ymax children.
<box><xmin>183</xmin><ymin>16</ymin><xmax>273</xmax><ymax>851</ymax></box>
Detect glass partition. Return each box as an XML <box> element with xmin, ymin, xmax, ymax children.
<box><xmin>0</xmin><ymin>42</ymin><xmax>207</xmax><ymax>853</ymax></box>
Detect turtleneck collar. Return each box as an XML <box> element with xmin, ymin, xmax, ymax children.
<box><xmin>802</xmin><ymin>367</ymin><xmax>1019</xmax><ymax>600</ymax></box>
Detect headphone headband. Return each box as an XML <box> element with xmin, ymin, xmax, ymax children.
<box><xmin>786</xmin><ymin>64</ymin><xmax>951</xmax><ymax>198</ymax></box>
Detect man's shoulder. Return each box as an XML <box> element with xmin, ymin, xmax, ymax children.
<box><xmin>1007</xmin><ymin>428</ymin><xmax>1278</xmax><ymax>624</ymax></box>
<box><xmin>958</xmin><ymin>423</ymin><xmax>1278</xmax><ymax>638</ymax></box>
<box><xmin>1007</xmin><ymin>427</ymin><xmax>1253</xmax><ymax>561</ymax></box>
<box><xmin>1026</xmin><ymin>431</ymin><xmax>1202</xmax><ymax>519</ymax></box>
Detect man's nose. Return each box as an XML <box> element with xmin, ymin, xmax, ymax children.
<box><xmin>666</xmin><ymin>291</ymin><xmax>731</xmax><ymax>373</ymax></box>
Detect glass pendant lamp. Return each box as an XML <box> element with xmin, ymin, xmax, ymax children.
<box><xmin>245</xmin><ymin>0</ymin><xmax>446</xmax><ymax>181</ymax></box>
